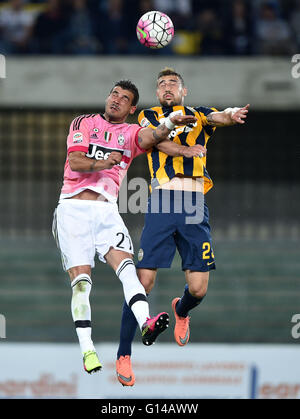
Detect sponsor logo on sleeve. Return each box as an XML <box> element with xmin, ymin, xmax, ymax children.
<box><xmin>140</xmin><ymin>118</ymin><xmax>150</xmax><ymax>128</ymax></box>
<box><xmin>73</xmin><ymin>132</ymin><xmax>83</xmax><ymax>143</ymax></box>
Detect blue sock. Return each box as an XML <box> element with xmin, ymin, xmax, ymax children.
<box><xmin>117</xmin><ymin>300</ymin><xmax>138</xmax><ymax>359</ymax></box>
<box><xmin>175</xmin><ymin>284</ymin><xmax>205</xmax><ymax>318</ymax></box>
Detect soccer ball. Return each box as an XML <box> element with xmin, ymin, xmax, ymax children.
<box><xmin>136</xmin><ymin>11</ymin><xmax>174</xmax><ymax>49</ymax></box>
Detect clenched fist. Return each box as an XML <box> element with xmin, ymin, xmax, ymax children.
<box><xmin>104</xmin><ymin>151</ymin><xmax>123</xmax><ymax>169</ymax></box>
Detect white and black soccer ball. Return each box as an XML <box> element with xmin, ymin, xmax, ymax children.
<box><xmin>136</xmin><ymin>10</ymin><xmax>174</xmax><ymax>49</ymax></box>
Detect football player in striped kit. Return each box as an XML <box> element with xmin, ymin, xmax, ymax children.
<box><xmin>116</xmin><ymin>68</ymin><xmax>249</xmax><ymax>386</ymax></box>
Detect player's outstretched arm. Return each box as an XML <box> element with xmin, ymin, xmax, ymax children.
<box><xmin>69</xmin><ymin>151</ymin><xmax>122</xmax><ymax>172</ymax></box>
<box><xmin>138</xmin><ymin>112</ymin><xmax>197</xmax><ymax>150</ymax></box>
<box><xmin>156</xmin><ymin>141</ymin><xmax>207</xmax><ymax>158</ymax></box>
<box><xmin>207</xmin><ymin>104</ymin><xmax>250</xmax><ymax>127</ymax></box>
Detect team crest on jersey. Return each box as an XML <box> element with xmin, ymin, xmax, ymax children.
<box><xmin>104</xmin><ymin>131</ymin><xmax>113</xmax><ymax>143</ymax></box>
<box><xmin>138</xmin><ymin>248</ymin><xmax>144</xmax><ymax>262</ymax></box>
<box><xmin>140</xmin><ymin>117</ymin><xmax>150</xmax><ymax>127</ymax></box>
<box><xmin>118</xmin><ymin>134</ymin><xmax>125</xmax><ymax>146</ymax></box>
<box><xmin>73</xmin><ymin>132</ymin><xmax>83</xmax><ymax>143</ymax></box>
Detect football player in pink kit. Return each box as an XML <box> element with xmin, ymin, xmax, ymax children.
<box><xmin>52</xmin><ymin>80</ymin><xmax>206</xmax><ymax>374</ymax></box>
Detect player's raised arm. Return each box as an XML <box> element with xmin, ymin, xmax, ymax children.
<box><xmin>206</xmin><ymin>104</ymin><xmax>250</xmax><ymax>127</ymax></box>
<box><xmin>137</xmin><ymin>112</ymin><xmax>197</xmax><ymax>150</ymax></box>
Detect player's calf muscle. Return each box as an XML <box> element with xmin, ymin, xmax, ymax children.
<box><xmin>138</xmin><ymin>269</ymin><xmax>157</xmax><ymax>294</ymax></box>
<box><xmin>105</xmin><ymin>249</ymin><xmax>133</xmax><ymax>271</ymax></box>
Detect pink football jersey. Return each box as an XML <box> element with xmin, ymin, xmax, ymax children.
<box><xmin>59</xmin><ymin>114</ymin><xmax>145</xmax><ymax>203</ymax></box>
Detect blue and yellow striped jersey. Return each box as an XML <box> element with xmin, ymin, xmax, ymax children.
<box><xmin>138</xmin><ymin>105</ymin><xmax>217</xmax><ymax>194</ymax></box>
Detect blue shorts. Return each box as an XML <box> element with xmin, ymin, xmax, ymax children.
<box><xmin>136</xmin><ymin>189</ymin><xmax>216</xmax><ymax>272</ymax></box>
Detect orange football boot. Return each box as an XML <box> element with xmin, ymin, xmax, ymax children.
<box><xmin>116</xmin><ymin>355</ymin><xmax>135</xmax><ymax>387</ymax></box>
<box><xmin>172</xmin><ymin>297</ymin><xmax>190</xmax><ymax>346</ymax></box>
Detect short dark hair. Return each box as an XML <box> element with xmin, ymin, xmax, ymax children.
<box><xmin>157</xmin><ymin>67</ymin><xmax>185</xmax><ymax>86</ymax></box>
<box><xmin>112</xmin><ymin>80</ymin><xmax>139</xmax><ymax>106</ymax></box>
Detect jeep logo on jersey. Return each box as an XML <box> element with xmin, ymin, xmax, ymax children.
<box><xmin>86</xmin><ymin>144</ymin><xmax>124</xmax><ymax>160</ymax></box>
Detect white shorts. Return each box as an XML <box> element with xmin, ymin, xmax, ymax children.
<box><xmin>52</xmin><ymin>199</ymin><xmax>134</xmax><ymax>271</ymax></box>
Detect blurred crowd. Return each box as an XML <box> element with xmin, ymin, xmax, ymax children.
<box><xmin>0</xmin><ymin>0</ymin><xmax>299</xmax><ymax>56</ymax></box>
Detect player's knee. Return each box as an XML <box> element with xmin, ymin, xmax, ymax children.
<box><xmin>68</xmin><ymin>266</ymin><xmax>91</xmax><ymax>282</ymax></box>
<box><xmin>188</xmin><ymin>283</ymin><xmax>208</xmax><ymax>299</ymax></box>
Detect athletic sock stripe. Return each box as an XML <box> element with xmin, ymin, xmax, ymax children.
<box><xmin>116</xmin><ymin>259</ymin><xmax>135</xmax><ymax>277</ymax></box>
<box><xmin>71</xmin><ymin>276</ymin><xmax>92</xmax><ymax>288</ymax></box>
<box><xmin>128</xmin><ymin>293</ymin><xmax>147</xmax><ymax>308</ymax></box>
<box><xmin>75</xmin><ymin>320</ymin><xmax>91</xmax><ymax>328</ymax></box>
<box><xmin>117</xmin><ymin>260</ymin><xmax>134</xmax><ymax>277</ymax></box>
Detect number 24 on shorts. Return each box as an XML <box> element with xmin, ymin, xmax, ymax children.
<box><xmin>116</xmin><ymin>232</ymin><xmax>133</xmax><ymax>251</ymax></box>
<box><xmin>202</xmin><ymin>242</ymin><xmax>214</xmax><ymax>260</ymax></box>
